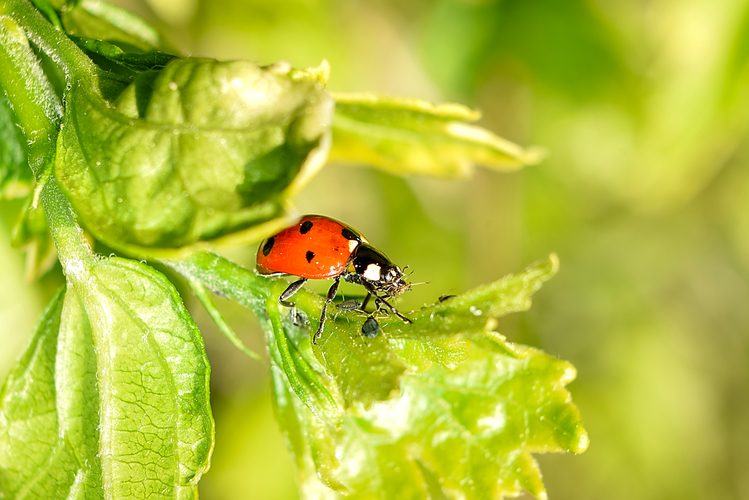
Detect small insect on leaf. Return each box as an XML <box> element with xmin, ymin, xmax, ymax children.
<box><xmin>361</xmin><ymin>316</ymin><xmax>379</xmax><ymax>338</ymax></box>
<box><xmin>336</xmin><ymin>298</ymin><xmax>363</xmax><ymax>312</ymax></box>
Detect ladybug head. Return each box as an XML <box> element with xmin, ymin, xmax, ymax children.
<box><xmin>349</xmin><ymin>244</ymin><xmax>411</xmax><ymax>298</ymax></box>
<box><xmin>378</xmin><ymin>264</ymin><xmax>411</xmax><ymax>297</ymax></box>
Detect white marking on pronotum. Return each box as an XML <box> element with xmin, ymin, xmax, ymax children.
<box><xmin>363</xmin><ymin>263</ymin><xmax>381</xmax><ymax>281</ymax></box>
<box><xmin>348</xmin><ymin>239</ymin><xmax>358</xmax><ymax>252</ymax></box>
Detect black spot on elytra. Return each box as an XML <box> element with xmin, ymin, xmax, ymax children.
<box><xmin>262</xmin><ymin>237</ymin><xmax>275</xmax><ymax>256</ymax></box>
<box><xmin>300</xmin><ymin>220</ymin><xmax>313</xmax><ymax>234</ymax></box>
<box><xmin>306</xmin><ymin>250</ymin><xmax>315</xmax><ymax>263</ymax></box>
<box><xmin>341</xmin><ymin>228</ymin><xmax>360</xmax><ymax>241</ymax></box>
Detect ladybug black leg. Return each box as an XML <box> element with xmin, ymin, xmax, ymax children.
<box><xmin>361</xmin><ymin>282</ymin><xmax>412</xmax><ymax>324</ymax></box>
<box><xmin>374</xmin><ymin>296</ymin><xmax>412</xmax><ymax>324</ymax></box>
<box><xmin>360</xmin><ymin>293</ymin><xmax>372</xmax><ymax>312</ymax></box>
<box><xmin>315</xmin><ymin>275</ymin><xmax>341</xmax><ymax>344</ymax></box>
<box><xmin>279</xmin><ymin>278</ymin><xmax>307</xmax><ymax>308</ymax></box>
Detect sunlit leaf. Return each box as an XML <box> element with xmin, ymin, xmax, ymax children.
<box><xmin>0</xmin><ymin>256</ymin><xmax>214</xmax><ymax>499</ymax></box>
<box><xmin>167</xmin><ymin>252</ymin><xmax>588</xmax><ymax>499</ymax></box>
<box><xmin>55</xmin><ymin>58</ymin><xmax>334</xmax><ymax>252</ymax></box>
<box><xmin>269</xmin><ymin>255</ymin><xmax>587</xmax><ymax>500</ymax></box>
<box><xmin>330</xmin><ymin>92</ymin><xmax>545</xmax><ymax>177</ymax></box>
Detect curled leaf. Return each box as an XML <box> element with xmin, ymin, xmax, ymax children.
<box><xmin>61</xmin><ymin>0</ymin><xmax>174</xmax><ymax>53</ymax></box>
<box><xmin>55</xmin><ymin>58</ymin><xmax>334</xmax><ymax>252</ymax></box>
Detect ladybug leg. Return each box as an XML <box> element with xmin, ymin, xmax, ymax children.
<box><xmin>315</xmin><ymin>275</ymin><xmax>341</xmax><ymax>344</ymax></box>
<box><xmin>279</xmin><ymin>278</ymin><xmax>307</xmax><ymax>308</ymax></box>
<box><xmin>375</xmin><ymin>296</ymin><xmax>412</xmax><ymax>324</ymax></box>
<box><xmin>361</xmin><ymin>282</ymin><xmax>412</xmax><ymax>324</ymax></box>
<box><xmin>360</xmin><ymin>293</ymin><xmax>372</xmax><ymax>312</ymax></box>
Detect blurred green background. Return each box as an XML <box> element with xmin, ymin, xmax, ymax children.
<box><xmin>3</xmin><ymin>0</ymin><xmax>749</xmax><ymax>498</ymax></box>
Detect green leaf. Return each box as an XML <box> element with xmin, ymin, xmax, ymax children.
<box><xmin>69</xmin><ymin>34</ymin><xmax>176</xmax><ymax>72</ymax></box>
<box><xmin>274</xmin><ymin>280</ymin><xmax>408</xmax><ymax>409</ymax></box>
<box><xmin>187</xmin><ymin>276</ymin><xmax>262</xmax><ymax>361</ymax></box>
<box><xmin>61</xmin><ymin>0</ymin><xmax>174</xmax><ymax>53</ymax></box>
<box><xmin>0</xmin><ymin>256</ymin><xmax>214</xmax><ymax>499</ymax></box>
<box><xmin>0</xmin><ymin>10</ymin><xmax>62</xmax><ymax>188</ymax></box>
<box><xmin>166</xmin><ymin>253</ymin><xmax>408</xmax><ymax>410</ymax></box>
<box><xmin>10</xmin><ymin>182</ymin><xmax>57</xmax><ymax>280</ymax></box>
<box><xmin>273</xmin><ymin>342</ymin><xmax>587</xmax><ymax>500</ymax></box>
<box><xmin>55</xmin><ymin>58</ymin><xmax>334</xmax><ymax>253</ymax></box>
<box><xmin>167</xmin><ymin>252</ymin><xmax>588</xmax><ymax>499</ymax></box>
<box><xmin>387</xmin><ymin>337</ymin><xmax>470</xmax><ymax>372</ymax></box>
<box><xmin>162</xmin><ymin>251</ymin><xmax>272</xmax><ymax>313</ymax></box>
<box><xmin>29</xmin><ymin>0</ymin><xmax>64</xmax><ymax>31</ymax></box>
<box><xmin>383</xmin><ymin>253</ymin><xmax>561</xmax><ymax>342</ymax></box>
<box><xmin>0</xmin><ymin>91</ymin><xmax>32</xmax><ymax>200</ymax></box>
<box><xmin>164</xmin><ymin>253</ymin><xmax>339</xmax><ymax>413</ymax></box>
<box><xmin>330</xmin><ymin>92</ymin><xmax>545</xmax><ymax>177</ymax></box>
<box><xmin>310</xmin><ymin>320</ymin><xmax>406</xmax><ymax>409</ymax></box>
<box><xmin>269</xmin><ymin>255</ymin><xmax>588</xmax><ymax>500</ymax></box>
<box><xmin>0</xmin><ymin>289</ymin><xmax>84</xmax><ymax>498</ymax></box>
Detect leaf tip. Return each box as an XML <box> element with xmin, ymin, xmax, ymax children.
<box><xmin>289</xmin><ymin>59</ymin><xmax>331</xmax><ymax>85</ymax></box>
<box><xmin>524</xmin><ymin>145</ymin><xmax>548</xmax><ymax>166</ymax></box>
<box><xmin>521</xmin><ymin>252</ymin><xmax>560</xmax><ymax>288</ymax></box>
<box><xmin>547</xmin><ymin>252</ymin><xmax>560</xmax><ymax>274</ymax></box>
<box><xmin>559</xmin><ymin>362</ymin><xmax>576</xmax><ymax>385</ymax></box>
<box><xmin>572</xmin><ymin>427</ymin><xmax>590</xmax><ymax>454</ymax></box>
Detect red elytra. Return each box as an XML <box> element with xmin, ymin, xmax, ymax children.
<box><xmin>256</xmin><ymin>215</ymin><xmax>366</xmax><ymax>279</ymax></box>
<box><xmin>256</xmin><ymin>215</ymin><xmax>412</xmax><ymax>343</ymax></box>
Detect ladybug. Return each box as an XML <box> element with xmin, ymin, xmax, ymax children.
<box><xmin>256</xmin><ymin>215</ymin><xmax>412</xmax><ymax>343</ymax></box>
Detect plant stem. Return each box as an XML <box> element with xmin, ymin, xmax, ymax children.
<box><xmin>0</xmin><ymin>2</ymin><xmax>93</xmax><ymax>274</ymax></box>
<box><xmin>0</xmin><ymin>0</ymin><xmax>96</xmax><ymax>84</ymax></box>
<box><xmin>40</xmin><ymin>173</ymin><xmax>94</xmax><ymax>275</ymax></box>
